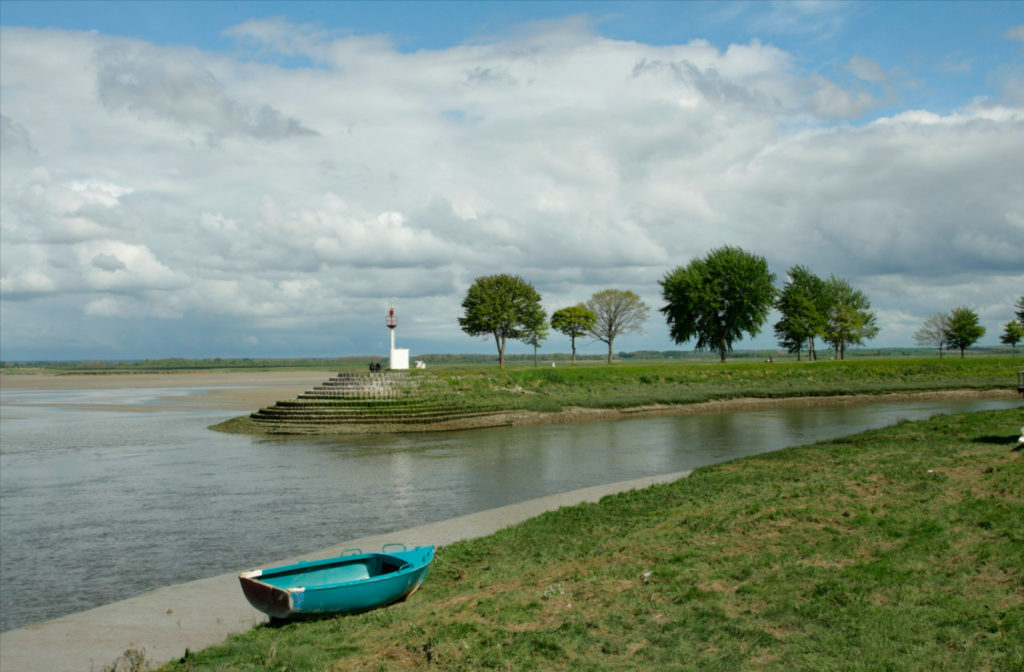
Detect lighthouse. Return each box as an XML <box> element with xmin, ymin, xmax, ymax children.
<box><xmin>386</xmin><ymin>299</ymin><xmax>410</xmax><ymax>370</ymax></box>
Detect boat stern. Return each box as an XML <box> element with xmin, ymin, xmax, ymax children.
<box><xmin>239</xmin><ymin>569</ymin><xmax>296</xmax><ymax>620</ymax></box>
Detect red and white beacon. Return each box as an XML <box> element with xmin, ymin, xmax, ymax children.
<box><xmin>386</xmin><ymin>299</ymin><xmax>409</xmax><ymax>370</ymax></box>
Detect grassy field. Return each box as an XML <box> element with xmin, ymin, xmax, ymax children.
<box><xmin>160</xmin><ymin>408</ymin><xmax>1024</xmax><ymax>672</ymax></box>
<box><xmin>423</xmin><ymin>357</ymin><xmax>1021</xmax><ymax>414</ymax></box>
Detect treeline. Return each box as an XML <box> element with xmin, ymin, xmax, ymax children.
<box><xmin>458</xmin><ymin>247</ymin><xmax>1022</xmax><ymax>367</ymax></box>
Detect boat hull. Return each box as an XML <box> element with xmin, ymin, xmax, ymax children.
<box><xmin>239</xmin><ymin>545</ymin><xmax>434</xmax><ymax>619</ymax></box>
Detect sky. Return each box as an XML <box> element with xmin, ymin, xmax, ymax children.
<box><xmin>1</xmin><ymin>1</ymin><xmax>1022</xmax><ymax>361</ymax></box>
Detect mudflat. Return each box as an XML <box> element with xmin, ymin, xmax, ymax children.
<box><xmin>1</xmin><ymin>369</ymin><xmax>1015</xmax><ymax>422</ymax></box>
<box><xmin>0</xmin><ymin>370</ymin><xmax>335</xmax><ymax>412</ymax></box>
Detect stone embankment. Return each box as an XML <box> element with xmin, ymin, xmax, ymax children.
<box><xmin>249</xmin><ymin>371</ymin><xmax>497</xmax><ymax>429</ymax></box>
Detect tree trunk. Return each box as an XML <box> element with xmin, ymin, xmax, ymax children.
<box><xmin>495</xmin><ymin>333</ymin><xmax>505</xmax><ymax>368</ymax></box>
<box><xmin>570</xmin><ymin>337</ymin><xmax>577</xmax><ymax>365</ymax></box>
<box><xmin>607</xmin><ymin>339</ymin><xmax>614</xmax><ymax>364</ymax></box>
<box><xmin>719</xmin><ymin>335</ymin><xmax>727</xmax><ymax>363</ymax></box>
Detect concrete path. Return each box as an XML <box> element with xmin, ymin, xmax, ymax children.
<box><xmin>0</xmin><ymin>471</ymin><xmax>691</xmax><ymax>672</ymax></box>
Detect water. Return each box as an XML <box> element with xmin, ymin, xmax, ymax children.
<box><xmin>1</xmin><ymin>385</ymin><xmax>1020</xmax><ymax>632</ymax></box>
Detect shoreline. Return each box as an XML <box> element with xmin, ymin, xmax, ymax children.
<box><xmin>3</xmin><ymin>369</ymin><xmax>1016</xmax><ymax>429</ymax></box>
<box><xmin>0</xmin><ymin>471</ymin><xmax>693</xmax><ymax>672</ymax></box>
<box><xmin>215</xmin><ymin>388</ymin><xmax>1020</xmax><ymax>435</ymax></box>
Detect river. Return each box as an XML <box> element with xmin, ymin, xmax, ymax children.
<box><xmin>0</xmin><ymin>384</ymin><xmax>1019</xmax><ymax>632</ymax></box>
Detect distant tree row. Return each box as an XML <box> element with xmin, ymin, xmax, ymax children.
<box><xmin>457</xmin><ymin>249</ymin><xmax>1013</xmax><ymax>367</ymax></box>
<box><xmin>913</xmin><ymin>296</ymin><xmax>1022</xmax><ymax>358</ymax></box>
<box><xmin>458</xmin><ymin>274</ymin><xmax>649</xmax><ymax>367</ymax></box>
<box><xmin>771</xmin><ymin>264</ymin><xmax>878</xmax><ymax>362</ymax></box>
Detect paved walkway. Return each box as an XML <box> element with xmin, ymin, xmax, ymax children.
<box><xmin>0</xmin><ymin>471</ymin><xmax>691</xmax><ymax>672</ymax></box>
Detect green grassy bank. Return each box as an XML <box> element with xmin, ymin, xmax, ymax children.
<box><xmin>163</xmin><ymin>408</ymin><xmax>1023</xmax><ymax>671</ymax></box>
<box><xmin>214</xmin><ymin>358</ymin><xmax>1021</xmax><ymax>434</ymax></box>
<box><xmin>435</xmin><ymin>357</ymin><xmax>1020</xmax><ymax>412</ymax></box>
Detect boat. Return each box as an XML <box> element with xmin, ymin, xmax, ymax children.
<box><xmin>239</xmin><ymin>543</ymin><xmax>435</xmax><ymax>619</ymax></box>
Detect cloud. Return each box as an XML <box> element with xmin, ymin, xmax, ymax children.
<box><xmin>95</xmin><ymin>43</ymin><xmax>319</xmax><ymax>141</ymax></box>
<box><xmin>1</xmin><ymin>21</ymin><xmax>1021</xmax><ymax>358</ymax></box>
<box><xmin>746</xmin><ymin>1</ymin><xmax>857</xmax><ymax>40</ymax></box>
<box><xmin>1005</xmin><ymin>26</ymin><xmax>1024</xmax><ymax>42</ymax></box>
<box><xmin>808</xmin><ymin>75</ymin><xmax>879</xmax><ymax>118</ymax></box>
<box><xmin>91</xmin><ymin>253</ymin><xmax>127</xmax><ymax>272</ymax></box>
<box><xmin>1</xmin><ymin>115</ymin><xmax>36</xmax><ymax>154</ymax></box>
<box><xmin>846</xmin><ymin>56</ymin><xmax>886</xmax><ymax>82</ymax></box>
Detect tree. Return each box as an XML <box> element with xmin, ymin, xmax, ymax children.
<box><xmin>550</xmin><ymin>305</ymin><xmax>596</xmax><ymax>365</ymax></box>
<box><xmin>820</xmin><ymin>275</ymin><xmax>878</xmax><ymax>360</ymax></box>
<box><xmin>914</xmin><ymin>313</ymin><xmax>951</xmax><ymax>358</ymax></box>
<box><xmin>660</xmin><ymin>246</ymin><xmax>776</xmax><ymax>363</ymax></box>
<box><xmin>524</xmin><ymin>320</ymin><xmax>548</xmax><ymax>368</ymax></box>
<box><xmin>773</xmin><ymin>265</ymin><xmax>827</xmax><ymax>361</ymax></box>
<box><xmin>1001</xmin><ymin>321</ymin><xmax>1024</xmax><ymax>355</ymax></box>
<box><xmin>585</xmin><ymin>289</ymin><xmax>649</xmax><ymax>364</ymax></box>
<box><xmin>1016</xmin><ymin>296</ymin><xmax>1024</xmax><ymax>328</ymax></box>
<box><xmin>946</xmin><ymin>306</ymin><xmax>986</xmax><ymax>359</ymax></box>
<box><xmin>458</xmin><ymin>274</ymin><xmax>546</xmax><ymax>368</ymax></box>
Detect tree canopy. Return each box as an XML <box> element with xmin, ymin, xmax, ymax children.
<box><xmin>458</xmin><ymin>274</ymin><xmax>546</xmax><ymax>368</ymax></box>
<box><xmin>550</xmin><ymin>305</ymin><xmax>597</xmax><ymax>365</ymax></box>
<box><xmin>585</xmin><ymin>289</ymin><xmax>649</xmax><ymax>364</ymax></box>
<box><xmin>1000</xmin><ymin>321</ymin><xmax>1023</xmax><ymax>355</ymax></box>
<box><xmin>946</xmin><ymin>306</ymin><xmax>986</xmax><ymax>358</ymax></box>
<box><xmin>660</xmin><ymin>246</ymin><xmax>775</xmax><ymax>362</ymax></box>
<box><xmin>914</xmin><ymin>312</ymin><xmax>952</xmax><ymax>358</ymax></box>
<box><xmin>774</xmin><ymin>265</ymin><xmax>827</xmax><ymax>360</ymax></box>
<box><xmin>820</xmin><ymin>275</ymin><xmax>878</xmax><ymax>360</ymax></box>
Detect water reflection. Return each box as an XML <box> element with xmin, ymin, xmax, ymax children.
<box><xmin>1</xmin><ymin>394</ymin><xmax>1020</xmax><ymax>631</ymax></box>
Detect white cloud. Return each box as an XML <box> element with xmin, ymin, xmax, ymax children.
<box><xmin>846</xmin><ymin>56</ymin><xmax>886</xmax><ymax>82</ymax></box>
<box><xmin>1</xmin><ymin>114</ymin><xmax>35</xmax><ymax>154</ymax></box>
<box><xmin>809</xmin><ymin>74</ymin><xmax>879</xmax><ymax>118</ymax></box>
<box><xmin>1</xmin><ymin>21</ymin><xmax>1021</xmax><ymax>358</ymax></box>
<box><xmin>1005</xmin><ymin>26</ymin><xmax>1024</xmax><ymax>42</ymax></box>
<box><xmin>95</xmin><ymin>43</ymin><xmax>318</xmax><ymax>142</ymax></box>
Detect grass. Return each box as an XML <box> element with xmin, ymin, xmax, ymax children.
<box><xmin>161</xmin><ymin>408</ymin><xmax>1024</xmax><ymax>671</ymax></box>
<box><xmin>213</xmin><ymin>357</ymin><xmax>1019</xmax><ymax>434</ymax></box>
<box><xmin>426</xmin><ymin>357</ymin><xmax>1019</xmax><ymax>413</ymax></box>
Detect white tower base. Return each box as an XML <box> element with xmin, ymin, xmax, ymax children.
<box><xmin>390</xmin><ymin>348</ymin><xmax>409</xmax><ymax>370</ymax></box>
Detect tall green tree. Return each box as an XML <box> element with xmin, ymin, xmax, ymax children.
<box><xmin>585</xmin><ymin>289</ymin><xmax>649</xmax><ymax>364</ymax></box>
<box><xmin>946</xmin><ymin>306</ymin><xmax>986</xmax><ymax>359</ymax></box>
<box><xmin>773</xmin><ymin>265</ymin><xmax>827</xmax><ymax>361</ymax></box>
<box><xmin>1001</xmin><ymin>321</ymin><xmax>1023</xmax><ymax>355</ymax></box>
<box><xmin>820</xmin><ymin>275</ymin><xmax>878</xmax><ymax>360</ymax></box>
<box><xmin>458</xmin><ymin>274</ymin><xmax>546</xmax><ymax>368</ymax></box>
<box><xmin>550</xmin><ymin>304</ymin><xmax>597</xmax><ymax>365</ymax></box>
<box><xmin>660</xmin><ymin>246</ymin><xmax>776</xmax><ymax>363</ymax></box>
<box><xmin>914</xmin><ymin>313</ymin><xmax>952</xmax><ymax>358</ymax></box>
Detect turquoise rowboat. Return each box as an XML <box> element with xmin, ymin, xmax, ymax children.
<box><xmin>239</xmin><ymin>544</ymin><xmax>434</xmax><ymax>619</ymax></box>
